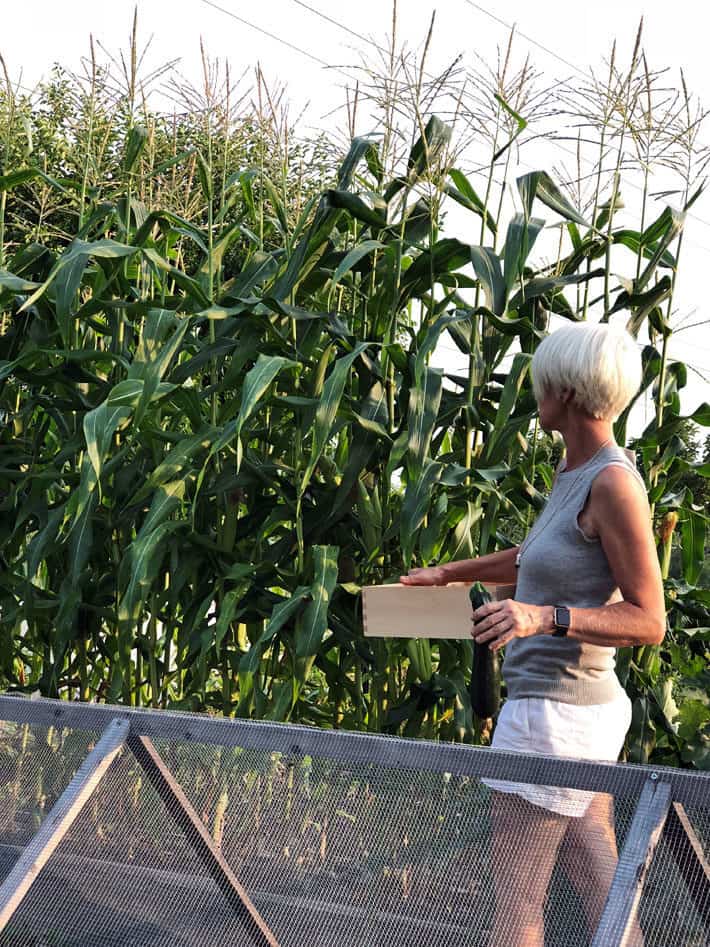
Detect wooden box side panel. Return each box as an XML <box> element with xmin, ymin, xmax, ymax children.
<box><xmin>362</xmin><ymin>582</ymin><xmax>516</xmax><ymax>639</ymax></box>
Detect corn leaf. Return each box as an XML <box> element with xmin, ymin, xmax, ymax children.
<box><xmin>295</xmin><ymin>545</ymin><xmax>339</xmax><ymax>657</ymax></box>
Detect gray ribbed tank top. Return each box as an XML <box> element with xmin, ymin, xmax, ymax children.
<box><xmin>502</xmin><ymin>444</ymin><xmax>646</xmax><ymax>705</ymax></box>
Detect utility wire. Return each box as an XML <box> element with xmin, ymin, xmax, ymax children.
<box><xmin>461</xmin><ymin>0</ymin><xmax>585</xmax><ymax>79</ymax></box>
<box><xmin>194</xmin><ymin>0</ymin><xmax>710</xmax><ymax>261</ymax></box>
<box><xmin>2</xmin><ymin>78</ymin><xmax>37</xmax><ymax>97</ymax></box>
<box><xmin>9</xmin><ymin>0</ymin><xmax>710</xmax><ymax>260</ymax></box>
<box><xmin>198</xmin><ymin>0</ymin><xmax>358</xmax><ymax>82</ymax></box>
<box><xmin>197</xmin><ymin>0</ymin><xmax>497</xmax><ymax>190</ymax></box>
<box><xmin>460</xmin><ymin>0</ymin><xmax>710</xmax><ymax>234</ymax></box>
<box><xmin>190</xmin><ymin>0</ymin><xmax>710</xmax><ymax>387</ymax></box>
<box><xmin>281</xmin><ymin>0</ymin><xmax>710</xmax><ymax>243</ymax></box>
<box><xmin>288</xmin><ymin>0</ymin><xmax>467</xmax><ymax>88</ymax></box>
<box><xmin>289</xmin><ymin>0</ymin><xmax>390</xmax><ymax>57</ymax></box>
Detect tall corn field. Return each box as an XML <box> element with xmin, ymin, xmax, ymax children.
<box><xmin>0</xmin><ymin>15</ymin><xmax>708</xmax><ymax>769</ymax></box>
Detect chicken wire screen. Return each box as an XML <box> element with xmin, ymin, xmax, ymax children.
<box><xmin>0</xmin><ymin>697</ymin><xmax>707</xmax><ymax>947</ymax></box>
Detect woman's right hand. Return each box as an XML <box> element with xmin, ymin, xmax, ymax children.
<box><xmin>399</xmin><ymin>566</ymin><xmax>448</xmax><ymax>586</ymax></box>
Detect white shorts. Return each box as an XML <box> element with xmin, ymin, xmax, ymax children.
<box><xmin>481</xmin><ymin>690</ymin><xmax>632</xmax><ymax>818</ymax></box>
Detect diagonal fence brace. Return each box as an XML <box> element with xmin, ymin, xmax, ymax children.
<box><xmin>591</xmin><ymin>777</ymin><xmax>672</xmax><ymax>947</ymax></box>
<box><xmin>664</xmin><ymin>801</ymin><xmax>710</xmax><ymax>928</ymax></box>
<box><xmin>0</xmin><ymin>716</ymin><xmax>129</xmax><ymax>930</ymax></box>
<box><xmin>127</xmin><ymin>732</ymin><xmax>280</xmax><ymax>947</ymax></box>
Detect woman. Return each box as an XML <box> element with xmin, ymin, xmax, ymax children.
<box><xmin>400</xmin><ymin>323</ymin><xmax>665</xmax><ymax>947</ymax></box>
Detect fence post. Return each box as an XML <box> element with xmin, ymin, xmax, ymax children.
<box><xmin>0</xmin><ymin>717</ymin><xmax>129</xmax><ymax>930</ymax></box>
<box><xmin>664</xmin><ymin>801</ymin><xmax>710</xmax><ymax>927</ymax></box>
<box><xmin>128</xmin><ymin>732</ymin><xmax>281</xmax><ymax>947</ymax></box>
<box><xmin>591</xmin><ymin>776</ymin><xmax>672</xmax><ymax>947</ymax></box>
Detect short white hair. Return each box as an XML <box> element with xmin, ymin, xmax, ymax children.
<box><xmin>531</xmin><ymin>323</ymin><xmax>642</xmax><ymax>420</ymax></box>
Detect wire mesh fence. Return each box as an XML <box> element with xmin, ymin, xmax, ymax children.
<box><xmin>0</xmin><ymin>696</ymin><xmax>707</xmax><ymax>947</ymax></box>
<box><xmin>638</xmin><ymin>802</ymin><xmax>710</xmax><ymax>946</ymax></box>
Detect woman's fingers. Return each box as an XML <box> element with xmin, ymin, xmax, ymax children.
<box><xmin>399</xmin><ymin>567</ymin><xmax>444</xmax><ymax>585</ymax></box>
<box><xmin>472</xmin><ymin>610</ymin><xmax>510</xmax><ymax>643</ymax></box>
<box><xmin>471</xmin><ymin>601</ymin><xmax>514</xmax><ymax>646</ymax></box>
<box><xmin>489</xmin><ymin>629</ymin><xmax>516</xmax><ymax>652</ymax></box>
<box><xmin>471</xmin><ymin>600</ymin><xmax>545</xmax><ymax>646</ymax></box>
<box><xmin>471</xmin><ymin>601</ymin><xmax>507</xmax><ymax>629</ymax></box>
<box><xmin>472</xmin><ymin>601</ymin><xmax>500</xmax><ymax>622</ymax></box>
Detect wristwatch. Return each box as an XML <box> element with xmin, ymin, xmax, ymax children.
<box><xmin>552</xmin><ymin>606</ymin><xmax>571</xmax><ymax>637</ymax></box>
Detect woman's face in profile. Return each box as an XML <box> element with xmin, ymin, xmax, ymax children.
<box><xmin>536</xmin><ymin>387</ymin><xmax>564</xmax><ymax>433</ymax></box>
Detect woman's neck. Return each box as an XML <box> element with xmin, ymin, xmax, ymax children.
<box><xmin>561</xmin><ymin>419</ymin><xmax>616</xmax><ymax>472</ymax></box>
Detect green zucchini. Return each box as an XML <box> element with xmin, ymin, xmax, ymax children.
<box><xmin>469</xmin><ymin>581</ymin><xmax>501</xmax><ymax>720</ymax></box>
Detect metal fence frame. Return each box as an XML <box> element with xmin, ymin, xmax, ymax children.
<box><xmin>0</xmin><ymin>694</ymin><xmax>707</xmax><ymax>946</ymax></box>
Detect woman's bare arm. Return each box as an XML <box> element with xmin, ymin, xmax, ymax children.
<box><xmin>400</xmin><ymin>546</ymin><xmax>520</xmax><ymax>586</ymax></box>
<box><xmin>562</xmin><ymin>465</ymin><xmax>666</xmax><ymax>646</ymax></box>
<box><xmin>471</xmin><ymin>466</ymin><xmax>666</xmax><ymax>651</ymax></box>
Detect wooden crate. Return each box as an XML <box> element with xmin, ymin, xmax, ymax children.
<box><xmin>362</xmin><ymin>582</ymin><xmax>517</xmax><ymax>639</ymax></box>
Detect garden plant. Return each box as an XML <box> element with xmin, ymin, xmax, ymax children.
<box><xmin>0</xmin><ymin>11</ymin><xmax>708</xmax><ymax>779</ymax></box>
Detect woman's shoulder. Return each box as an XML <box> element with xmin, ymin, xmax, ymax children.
<box><xmin>610</xmin><ymin>444</ymin><xmax>639</xmax><ymax>467</ymax></box>
<box><xmin>554</xmin><ymin>444</ymin><xmax>643</xmax><ymax>487</ymax></box>
<box><xmin>589</xmin><ymin>456</ymin><xmax>648</xmax><ymax>504</ymax></box>
<box><xmin>595</xmin><ymin>445</ymin><xmax>645</xmax><ymax>485</ymax></box>
<box><xmin>582</xmin><ymin>455</ymin><xmax>650</xmax><ymax>541</ymax></box>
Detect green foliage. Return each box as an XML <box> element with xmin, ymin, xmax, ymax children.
<box><xmin>0</xmin><ymin>38</ymin><xmax>708</xmax><ymax>773</ymax></box>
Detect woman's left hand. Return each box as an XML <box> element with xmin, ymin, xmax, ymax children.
<box><xmin>471</xmin><ymin>599</ymin><xmax>552</xmax><ymax>652</ymax></box>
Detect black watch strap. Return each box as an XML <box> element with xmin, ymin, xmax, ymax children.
<box><xmin>552</xmin><ymin>606</ymin><xmax>571</xmax><ymax>637</ymax></box>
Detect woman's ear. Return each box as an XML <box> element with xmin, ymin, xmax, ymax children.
<box><xmin>560</xmin><ymin>386</ymin><xmax>576</xmax><ymax>405</ymax></box>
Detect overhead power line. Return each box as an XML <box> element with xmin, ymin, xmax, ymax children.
<box><xmin>283</xmin><ymin>0</ymin><xmax>710</xmax><ymax>242</ymax></box>
<box><xmin>461</xmin><ymin>0</ymin><xmax>585</xmax><ymax>78</ymax></box>
<box><xmin>198</xmin><ymin>0</ymin><xmax>357</xmax><ymax>82</ymax></box>
<box><xmin>460</xmin><ymin>0</ymin><xmax>710</xmax><ymax>234</ymax></box>
<box><xmin>8</xmin><ymin>0</ymin><xmax>710</xmax><ymax>256</ymax></box>
<box><xmin>289</xmin><ymin>0</ymin><xmax>389</xmax><ymax>57</ymax></box>
<box><xmin>2</xmin><ymin>77</ymin><xmax>37</xmax><ymax>97</ymax></box>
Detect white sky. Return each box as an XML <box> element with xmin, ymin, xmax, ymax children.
<box><xmin>3</xmin><ymin>0</ymin><xmax>710</xmax><ymax>435</ymax></box>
